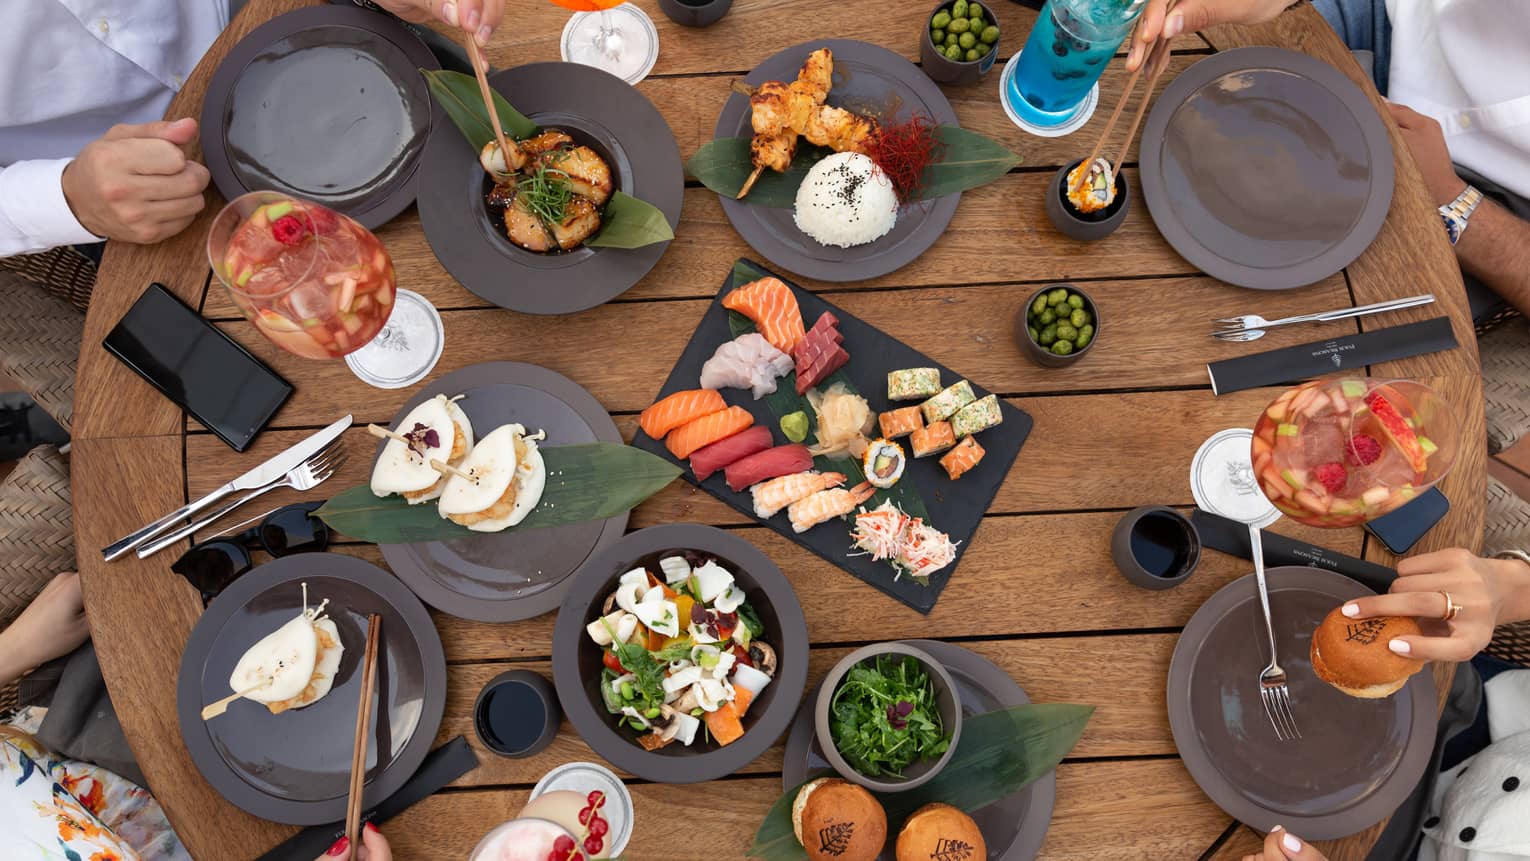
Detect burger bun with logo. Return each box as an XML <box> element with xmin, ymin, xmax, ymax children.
<box><xmin>791</xmin><ymin>777</ymin><xmax>887</xmax><ymax>861</ymax></box>
<box><xmin>1310</xmin><ymin>607</ymin><xmax>1426</xmax><ymax>699</ymax></box>
<box><xmin>896</xmin><ymin>803</ymin><xmax>986</xmax><ymax>861</ymax></box>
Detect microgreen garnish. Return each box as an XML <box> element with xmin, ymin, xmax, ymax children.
<box><xmin>829</xmin><ymin>654</ymin><xmax>950</xmax><ymax>777</ymax></box>
<box><xmin>520</xmin><ymin>165</ymin><xmax>573</xmax><ymax>225</ymax></box>
<box><xmin>402</xmin><ymin>422</ymin><xmax>441</xmax><ymax>457</ymax></box>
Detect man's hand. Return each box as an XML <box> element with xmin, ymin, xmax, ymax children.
<box><xmin>373</xmin><ymin>0</ymin><xmax>504</xmax><ymax>45</ymax></box>
<box><xmin>61</xmin><ymin>118</ymin><xmax>210</xmax><ymax>245</ymax></box>
<box><xmin>1127</xmin><ymin>0</ymin><xmax>1289</xmax><ymax>69</ymax></box>
<box><xmin>1389</xmin><ymin>103</ymin><xmax>1467</xmax><ymax>207</ymax></box>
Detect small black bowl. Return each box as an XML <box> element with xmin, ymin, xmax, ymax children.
<box><xmin>1111</xmin><ymin>506</ymin><xmax>1202</xmax><ymax>590</ymax></box>
<box><xmin>474</xmin><ymin>669</ymin><xmax>561</xmax><ymax>758</ymax></box>
<box><xmin>920</xmin><ymin>0</ymin><xmax>1000</xmax><ymax>86</ymax></box>
<box><xmin>1016</xmin><ymin>283</ymin><xmax>1100</xmax><ymax>368</ymax></box>
<box><xmin>1046</xmin><ymin>158</ymin><xmax>1130</xmax><ymax>241</ymax></box>
<box><xmin>658</xmin><ymin>0</ymin><xmax>732</xmax><ymax>27</ymax></box>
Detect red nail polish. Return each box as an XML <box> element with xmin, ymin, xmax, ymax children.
<box><xmin>365</xmin><ymin>822</ymin><xmax>380</xmax><ymax>834</ymax></box>
<box><xmin>326</xmin><ymin>836</ymin><xmax>350</xmax><ymax>857</ymax></box>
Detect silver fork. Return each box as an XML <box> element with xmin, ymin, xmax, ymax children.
<box><xmin>1249</xmin><ymin>526</ymin><xmax>1300</xmax><ymax>741</ymax></box>
<box><xmin>1212</xmin><ymin>294</ymin><xmax>1436</xmax><ymax>342</ymax></box>
<box><xmin>136</xmin><ymin>441</ymin><xmax>346</xmax><ymax>559</ymax></box>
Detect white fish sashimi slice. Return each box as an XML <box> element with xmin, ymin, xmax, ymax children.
<box><xmin>699</xmin><ymin>334</ymin><xmax>795</xmax><ymax>400</ymax></box>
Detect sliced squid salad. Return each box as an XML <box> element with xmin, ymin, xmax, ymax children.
<box><xmin>585</xmin><ymin>553</ymin><xmax>777</xmax><ymax>751</ymax></box>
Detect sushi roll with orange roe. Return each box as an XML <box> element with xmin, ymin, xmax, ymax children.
<box><xmin>1066</xmin><ymin>158</ymin><xmax>1117</xmax><ymax>215</ymax></box>
<box><xmin>862</xmin><ymin>438</ymin><xmax>906</xmax><ymax>489</ymax></box>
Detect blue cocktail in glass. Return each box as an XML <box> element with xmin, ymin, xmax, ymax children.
<box><xmin>1005</xmin><ymin>0</ymin><xmax>1143</xmax><ymax>133</ymax></box>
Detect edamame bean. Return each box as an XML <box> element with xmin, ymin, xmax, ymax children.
<box><xmin>931</xmin><ymin>10</ymin><xmax>952</xmax><ymax>28</ymax></box>
<box><xmin>948</xmin><ymin>17</ymin><xmax>969</xmax><ymax>33</ymax></box>
<box><xmin>1047</xmin><ymin>288</ymin><xmax>1068</xmax><ymax>306</ymax></box>
<box><xmin>1052</xmin><ymin>340</ymin><xmax>1074</xmax><ymax>356</ymax></box>
<box><xmin>1076</xmin><ymin>324</ymin><xmax>1094</xmax><ymax>347</ymax></box>
<box><xmin>1030</xmin><ymin>295</ymin><xmax>1047</xmax><ymax>315</ymax></box>
<box><xmin>1066</xmin><ymin>293</ymin><xmax>1084</xmax><ymax>309</ymax></box>
<box><xmin>1039</xmin><ymin>324</ymin><xmax>1057</xmax><ymax>345</ymax></box>
<box><xmin>932</xmin><ymin>28</ymin><xmax>945</xmax><ymax>43</ymax></box>
<box><xmin>1038</xmin><ymin>308</ymin><xmax>1055</xmax><ymax>325</ymax></box>
<box><xmin>945</xmin><ymin>44</ymin><xmax>964</xmax><ymax>59</ymax></box>
<box><xmin>1055</xmin><ymin>322</ymin><xmax>1078</xmax><ymax>341</ymax></box>
<box><xmin>1069</xmin><ymin>309</ymin><xmax>1088</xmax><ymax>328</ymax></box>
<box><xmin>959</xmin><ymin>31</ymin><xmax>976</xmax><ymax>49</ymax></box>
<box><xmin>980</xmin><ymin>25</ymin><xmax>1000</xmax><ymax>43</ymax></box>
<box><xmin>965</xmin><ymin>48</ymin><xmax>981</xmax><ymax>60</ymax></box>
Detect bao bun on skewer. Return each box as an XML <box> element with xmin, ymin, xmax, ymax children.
<box><xmin>437</xmin><ymin>423</ymin><xmax>547</xmax><ymax>532</ymax></box>
<box><xmin>371</xmin><ymin>394</ymin><xmax>474</xmax><ymax>504</ymax></box>
<box><xmin>228</xmin><ymin>591</ymin><xmax>345</xmax><ymax>715</ymax></box>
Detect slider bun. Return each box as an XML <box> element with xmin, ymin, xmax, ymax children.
<box><xmin>896</xmin><ymin>803</ymin><xmax>986</xmax><ymax>861</ymax></box>
<box><xmin>791</xmin><ymin>778</ymin><xmax>886</xmax><ymax>861</ymax></box>
<box><xmin>370</xmin><ymin>395</ymin><xmax>474</xmax><ymax>499</ymax></box>
<box><xmin>230</xmin><ymin>614</ymin><xmax>319</xmax><ymax>703</ymax></box>
<box><xmin>1310</xmin><ymin>607</ymin><xmax>1426</xmax><ymax>699</ymax></box>
<box><xmin>438</xmin><ymin>424</ymin><xmax>523</xmax><ymax>516</ymax></box>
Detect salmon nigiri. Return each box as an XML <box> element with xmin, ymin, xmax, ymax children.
<box><xmin>640</xmin><ymin>389</ymin><xmax>726</xmax><ymax>440</ymax></box>
<box><xmin>666</xmin><ymin>406</ymin><xmax>755</xmax><ymax>460</ymax></box>
<box><xmin>721</xmin><ymin>277</ymin><xmax>805</xmax><ymax>355</ymax></box>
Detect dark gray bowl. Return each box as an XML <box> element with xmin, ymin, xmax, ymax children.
<box><xmin>1016</xmin><ymin>284</ymin><xmax>1100</xmax><ymax>368</ymax></box>
<box><xmin>920</xmin><ymin>1</ymin><xmax>1000</xmax><ymax>85</ymax></box>
<box><xmin>1111</xmin><ymin>505</ymin><xmax>1201</xmax><ymax>590</ymax></box>
<box><xmin>551</xmin><ymin>524</ymin><xmax>808</xmax><ymax>783</ymax></box>
<box><xmin>814</xmin><ymin>642</ymin><xmax>962</xmax><ymax>792</ymax></box>
<box><xmin>658</xmin><ymin>0</ymin><xmax>732</xmax><ymax>27</ymax></box>
<box><xmin>1046</xmin><ymin>158</ymin><xmax>1129</xmax><ymax>241</ymax></box>
<box><xmin>474</xmin><ymin>669</ymin><xmax>561</xmax><ymax>758</ymax></box>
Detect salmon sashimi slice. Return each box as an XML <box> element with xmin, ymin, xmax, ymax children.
<box><xmin>639</xmin><ymin>389</ymin><xmax>727</xmax><ymax>440</ymax></box>
<box><xmin>666</xmin><ymin>406</ymin><xmax>755</xmax><ymax>460</ymax></box>
<box><xmin>721</xmin><ymin>277</ymin><xmax>806</xmax><ymax>354</ymax></box>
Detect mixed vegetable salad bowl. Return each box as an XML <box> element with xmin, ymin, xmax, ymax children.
<box><xmin>552</xmin><ymin>524</ymin><xmax>809</xmax><ymax>783</ymax></box>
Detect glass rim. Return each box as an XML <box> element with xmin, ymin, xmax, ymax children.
<box><xmin>207</xmin><ymin>190</ymin><xmax>326</xmax><ymax>301</ymax></box>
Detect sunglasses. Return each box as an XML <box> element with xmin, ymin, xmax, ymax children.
<box><xmin>171</xmin><ymin>501</ymin><xmax>330</xmax><ymax>605</ymax></box>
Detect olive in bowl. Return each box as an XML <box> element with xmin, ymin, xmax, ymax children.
<box><xmin>921</xmin><ymin>0</ymin><xmax>1000</xmax><ymax>85</ymax></box>
<box><xmin>1017</xmin><ymin>284</ymin><xmax>1099</xmax><ymax>367</ymax></box>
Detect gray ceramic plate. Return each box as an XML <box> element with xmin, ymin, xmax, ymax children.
<box><xmin>1167</xmin><ymin>566</ymin><xmax>1436</xmax><ymax>839</ymax></box>
<box><xmin>783</xmin><ymin>639</ymin><xmax>1057</xmax><ymax>860</ymax></box>
<box><xmin>202</xmin><ymin>6</ymin><xmax>439</xmax><ymax>229</ymax></box>
<box><xmin>714</xmin><ymin>40</ymin><xmax>960</xmax><ymax>283</ymax></box>
<box><xmin>176</xmin><ymin>553</ymin><xmax>446</xmax><ymax>824</ymax></box>
<box><xmin>377</xmin><ymin>362</ymin><xmax>627</xmax><ymax>622</ymax></box>
<box><xmin>551</xmin><ymin>524</ymin><xmax>809</xmax><ymax>783</ymax></box>
<box><xmin>418</xmin><ymin>62</ymin><xmax>683</xmax><ymax>315</ymax></box>
<box><xmin>1140</xmin><ymin>48</ymin><xmax>1394</xmax><ymax>290</ymax></box>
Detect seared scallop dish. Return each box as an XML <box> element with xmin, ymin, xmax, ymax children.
<box><xmin>480</xmin><ymin>131</ymin><xmax>614</xmax><ymax>253</ymax></box>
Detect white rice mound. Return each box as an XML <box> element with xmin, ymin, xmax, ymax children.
<box><xmin>793</xmin><ymin>152</ymin><xmax>899</xmax><ymax>248</ymax></box>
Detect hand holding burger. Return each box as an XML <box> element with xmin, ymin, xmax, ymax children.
<box><xmin>1310</xmin><ymin>608</ymin><xmax>1425</xmax><ymax>698</ymax></box>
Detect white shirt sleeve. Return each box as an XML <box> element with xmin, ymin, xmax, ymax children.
<box><xmin>0</xmin><ymin>157</ymin><xmax>104</xmax><ymax>256</ymax></box>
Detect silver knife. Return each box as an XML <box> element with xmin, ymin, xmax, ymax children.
<box><xmin>102</xmin><ymin>415</ymin><xmax>353</xmax><ymax>562</ymax></box>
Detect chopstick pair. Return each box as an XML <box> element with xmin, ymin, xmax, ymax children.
<box><xmin>344</xmin><ymin>614</ymin><xmax>383</xmax><ymax>860</ymax></box>
<box><xmin>1070</xmin><ymin>0</ymin><xmax>1179</xmax><ymax>196</ymax></box>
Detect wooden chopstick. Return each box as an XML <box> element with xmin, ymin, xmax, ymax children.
<box><xmin>1104</xmin><ymin>36</ymin><xmax>1175</xmax><ymax>176</ymax></box>
<box><xmin>465</xmin><ymin>37</ymin><xmax>515</xmax><ymax>171</ymax></box>
<box><xmin>344</xmin><ymin>614</ymin><xmax>382</xmax><ymax>860</ymax></box>
<box><xmin>1072</xmin><ymin>0</ymin><xmax>1178</xmax><ymax>194</ymax></box>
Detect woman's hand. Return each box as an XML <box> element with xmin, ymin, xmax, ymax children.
<box><xmin>0</xmin><ymin>573</ymin><xmax>89</xmax><ymax>685</ymax></box>
<box><xmin>373</xmin><ymin>0</ymin><xmax>504</xmax><ymax>45</ymax></box>
<box><xmin>1343</xmin><ymin>549</ymin><xmax>1530</xmax><ymax>662</ymax></box>
<box><xmin>1126</xmin><ymin>0</ymin><xmax>1290</xmax><ymax>69</ymax></box>
<box><xmin>1241</xmin><ymin>826</ymin><xmax>1329</xmax><ymax>861</ymax></box>
<box><xmin>318</xmin><ymin>823</ymin><xmax>392</xmax><ymax>861</ymax></box>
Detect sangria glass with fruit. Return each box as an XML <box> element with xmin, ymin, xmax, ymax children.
<box><xmin>208</xmin><ymin>191</ymin><xmax>442</xmax><ymax>388</ymax></box>
<box><xmin>1250</xmin><ymin>377</ymin><xmax>1459</xmax><ymax>528</ymax></box>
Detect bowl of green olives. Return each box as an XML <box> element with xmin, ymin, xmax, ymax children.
<box><xmin>1017</xmin><ymin>284</ymin><xmax>1099</xmax><ymax>367</ymax></box>
<box><xmin>921</xmin><ymin>0</ymin><xmax>1001</xmax><ymax>85</ymax></box>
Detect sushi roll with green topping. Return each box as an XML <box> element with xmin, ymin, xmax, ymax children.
<box><xmin>862</xmin><ymin>438</ymin><xmax>907</xmax><ymax>488</ymax></box>
<box><xmin>921</xmin><ymin>379</ymin><xmax>976</xmax><ymax>425</ymax></box>
<box><xmin>951</xmin><ymin>394</ymin><xmax>1003</xmax><ymax>437</ymax></box>
<box><xmin>887</xmin><ymin>368</ymin><xmax>942</xmax><ymax>401</ymax></box>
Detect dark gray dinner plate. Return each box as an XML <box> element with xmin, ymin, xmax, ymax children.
<box><xmin>714</xmin><ymin>40</ymin><xmax>960</xmax><ymax>283</ymax></box>
<box><xmin>176</xmin><ymin>553</ymin><xmax>446</xmax><ymax>824</ymax></box>
<box><xmin>551</xmin><ymin>524</ymin><xmax>809</xmax><ymax>784</ymax></box>
<box><xmin>783</xmin><ymin>639</ymin><xmax>1056</xmax><ymax>860</ymax></box>
<box><xmin>202</xmin><ymin>6</ymin><xmax>439</xmax><ymax>229</ymax></box>
<box><xmin>1140</xmin><ymin>48</ymin><xmax>1394</xmax><ymax>290</ymax></box>
<box><xmin>418</xmin><ymin>62</ymin><xmax>683</xmax><ymax>315</ymax></box>
<box><xmin>377</xmin><ymin>362</ymin><xmax>627</xmax><ymax>622</ymax></box>
<box><xmin>1167</xmin><ymin>566</ymin><xmax>1436</xmax><ymax>839</ymax></box>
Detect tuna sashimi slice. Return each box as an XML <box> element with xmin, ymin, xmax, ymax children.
<box><xmin>796</xmin><ymin>346</ymin><xmax>850</xmax><ymax>394</ymax></box>
<box><xmin>690</xmin><ymin>425</ymin><xmax>773</xmax><ymax>481</ymax></box>
<box><xmin>725</xmin><ymin>444</ymin><xmax>814</xmax><ymax>493</ymax></box>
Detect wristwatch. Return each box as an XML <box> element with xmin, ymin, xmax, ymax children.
<box><xmin>1439</xmin><ymin>185</ymin><xmax>1483</xmax><ymax>245</ymax></box>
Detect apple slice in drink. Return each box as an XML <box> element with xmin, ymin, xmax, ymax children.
<box><xmin>1363</xmin><ymin>390</ymin><xmax>1429</xmax><ymax>473</ymax></box>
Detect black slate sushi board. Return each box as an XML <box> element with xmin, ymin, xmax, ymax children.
<box><xmin>633</xmin><ymin>259</ymin><xmax>1032</xmax><ymax>613</ymax></box>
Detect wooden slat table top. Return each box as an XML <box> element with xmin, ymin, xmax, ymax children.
<box><xmin>70</xmin><ymin>1</ymin><xmax>1483</xmax><ymax>859</ymax></box>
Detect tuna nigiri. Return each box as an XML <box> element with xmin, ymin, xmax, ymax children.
<box><xmin>722</xmin><ymin>277</ymin><xmax>805</xmax><ymax>354</ymax></box>
<box><xmin>640</xmin><ymin>389</ymin><xmax>726</xmax><ymax>440</ymax></box>
<box><xmin>699</xmin><ymin>334</ymin><xmax>795</xmax><ymax>400</ymax></box>
<box><xmin>752</xmin><ymin>471</ymin><xmax>845</xmax><ymax>518</ymax></box>
<box><xmin>724</xmin><ymin>443</ymin><xmax>813</xmax><ymax>493</ymax></box>
<box><xmin>666</xmin><ymin>406</ymin><xmax>755</xmax><ymax>460</ymax></box>
<box><xmin>788</xmin><ymin>482</ymin><xmax>875</xmax><ymax>533</ymax></box>
<box><xmin>690</xmin><ymin>425</ymin><xmax>773</xmax><ymax>481</ymax></box>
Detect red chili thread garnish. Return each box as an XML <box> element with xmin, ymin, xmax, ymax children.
<box><xmin>866</xmin><ymin>112</ymin><xmax>944</xmax><ymax>203</ymax></box>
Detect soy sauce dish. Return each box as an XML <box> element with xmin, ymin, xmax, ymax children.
<box><xmin>551</xmin><ymin>524</ymin><xmax>808</xmax><ymax>784</ymax></box>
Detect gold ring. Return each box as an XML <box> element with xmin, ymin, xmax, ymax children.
<box><xmin>1440</xmin><ymin>590</ymin><xmax>1462</xmax><ymax>622</ymax></box>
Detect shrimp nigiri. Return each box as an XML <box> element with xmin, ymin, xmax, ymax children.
<box><xmin>752</xmin><ymin>471</ymin><xmax>846</xmax><ymax>519</ymax></box>
<box><xmin>787</xmin><ymin>482</ymin><xmax>874</xmax><ymax>534</ymax></box>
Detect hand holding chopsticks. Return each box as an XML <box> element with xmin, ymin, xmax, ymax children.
<box><xmin>343</xmin><ymin>614</ymin><xmax>383</xmax><ymax>861</ymax></box>
<box><xmin>1072</xmin><ymin>0</ymin><xmax>1179</xmax><ymax>197</ymax></box>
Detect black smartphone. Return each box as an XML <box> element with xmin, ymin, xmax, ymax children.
<box><xmin>1366</xmin><ymin>487</ymin><xmax>1450</xmax><ymax>555</ymax></box>
<box><xmin>103</xmin><ymin>284</ymin><xmax>292</xmax><ymax>451</ymax></box>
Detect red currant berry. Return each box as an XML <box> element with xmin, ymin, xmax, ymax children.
<box><xmin>543</xmin><ymin>852</ymin><xmax>561</xmax><ymax>861</ymax></box>
<box><xmin>578</xmin><ymin>806</ymin><xmax>594</xmax><ymax>825</ymax></box>
<box><xmin>589</xmin><ymin>816</ymin><xmax>609</xmax><ymax>838</ymax></box>
<box><xmin>552</xmin><ymin>835</ymin><xmax>576</xmax><ymax>854</ymax></box>
<box><xmin>587</xmin><ymin>790</ymin><xmax>605</xmax><ymax>808</ymax></box>
<box><xmin>584</xmin><ymin>835</ymin><xmax>603</xmax><ymax>855</ymax></box>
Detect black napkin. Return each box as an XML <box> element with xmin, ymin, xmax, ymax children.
<box><xmin>254</xmin><ymin>736</ymin><xmax>480</xmax><ymax>860</ymax></box>
<box><xmin>1191</xmin><ymin>508</ymin><xmax>1396</xmax><ymax>594</ymax></box>
<box><xmin>1205</xmin><ymin>317</ymin><xmax>1458</xmax><ymax>395</ymax></box>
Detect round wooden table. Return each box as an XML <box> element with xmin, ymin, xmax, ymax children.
<box><xmin>71</xmin><ymin>2</ymin><xmax>1485</xmax><ymax>858</ymax></box>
